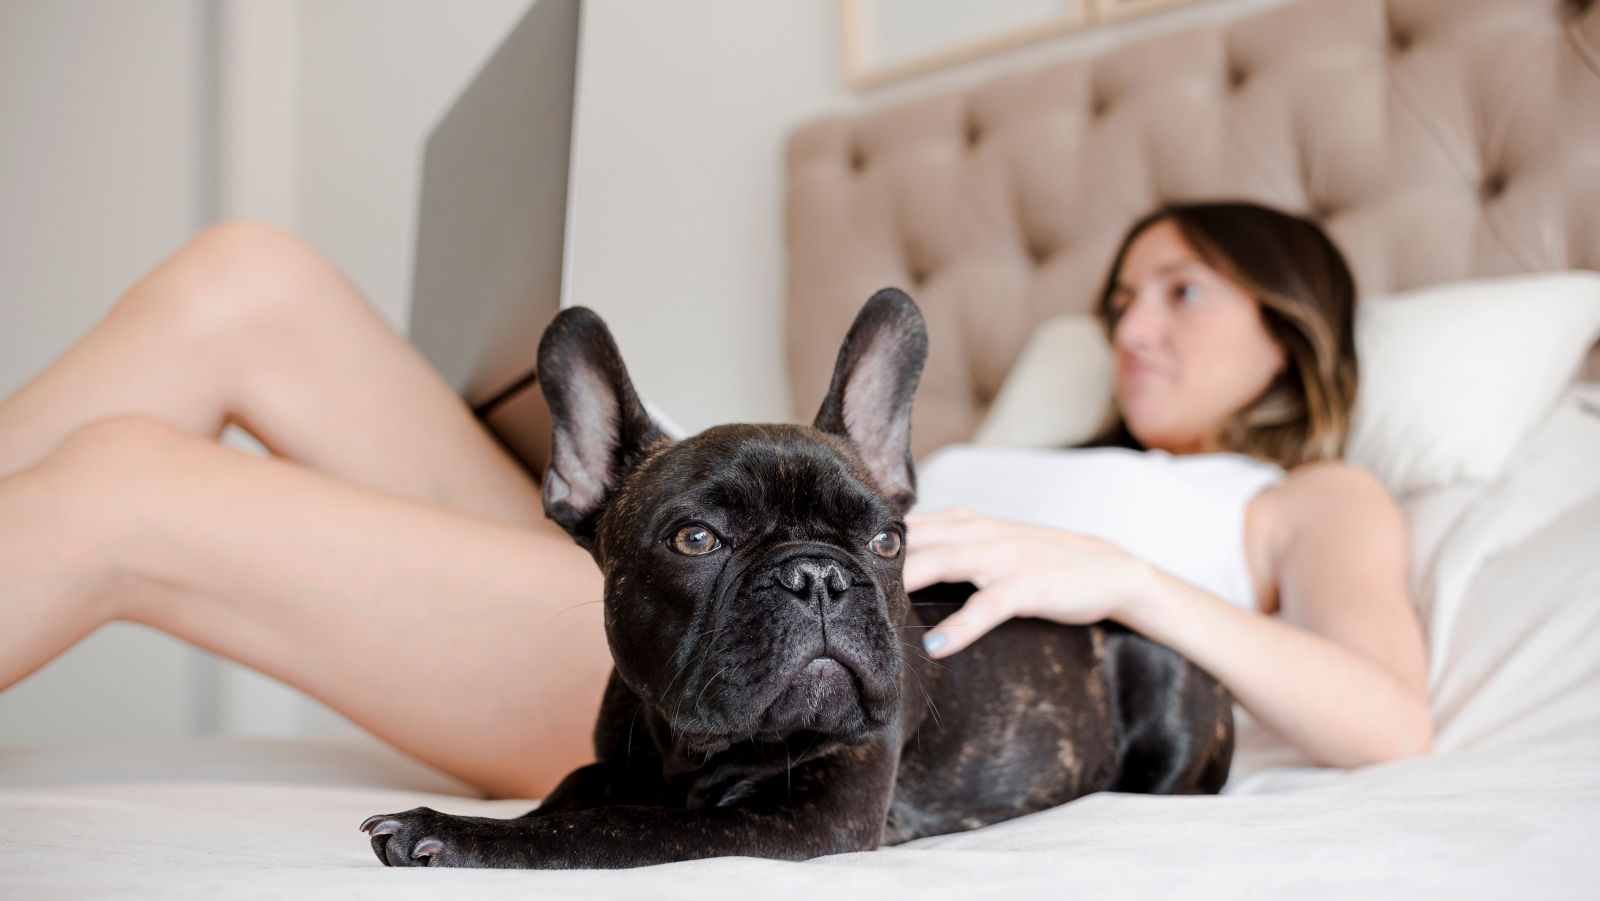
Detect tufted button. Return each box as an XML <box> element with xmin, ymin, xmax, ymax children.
<box><xmin>1481</xmin><ymin>170</ymin><xmax>1508</xmax><ymax>201</ymax></box>
<box><xmin>964</xmin><ymin>115</ymin><xmax>983</xmax><ymax>147</ymax></box>
<box><xmin>909</xmin><ymin>265</ymin><xmax>929</xmax><ymax>287</ymax></box>
<box><xmin>1026</xmin><ymin>238</ymin><xmax>1053</xmax><ymax>266</ymax></box>
<box><xmin>1088</xmin><ymin>83</ymin><xmax>1113</xmax><ymax>120</ymax></box>
<box><xmin>1309</xmin><ymin>201</ymin><xmax>1336</xmax><ymax>221</ymax></box>
<box><xmin>1389</xmin><ymin>28</ymin><xmax>1413</xmax><ymax>53</ymax></box>
<box><xmin>970</xmin><ymin>378</ymin><xmax>998</xmax><ymax>410</ymax></box>
<box><xmin>849</xmin><ymin>143</ymin><xmax>867</xmax><ymax>173</ymax></box>
<box><xmin>1226</xmin><ymin>64</ymin><xmax>1248</xmax><ymax>90</ymax></box>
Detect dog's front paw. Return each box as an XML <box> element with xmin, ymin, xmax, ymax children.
<box><xmin>359</xmin><ymin>807</ymin><xmax>476</xmax><ymax>868</ymax></box>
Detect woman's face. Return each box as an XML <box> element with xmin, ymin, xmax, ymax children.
<box><xmin>1107</xmin><ymin>219</ymin><xmax>1286</xmax><ymax>455</ymax></box>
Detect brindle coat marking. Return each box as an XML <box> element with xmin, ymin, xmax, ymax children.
<box><xmin>359</xmin><ymin>289</ymin><xmax>1233</xmax><ymax>868</ymax></box>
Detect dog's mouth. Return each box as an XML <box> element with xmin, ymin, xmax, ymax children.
<box><xmin>747</xmin><ymin>648</ymin><xmax>878</xmax><ymax>737</ymax></box>
<box><xmin>670</xmin><ymin>647</ymin><xmax>893</xmax><ymax>755</ymax></box>
<box><xmin>783</xmin><ymin>653</ymin><xmax>861</xmax><ymax>703</ymax></box>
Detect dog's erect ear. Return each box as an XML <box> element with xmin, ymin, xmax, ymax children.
<box><xmin>812</xmin><ymin>288</ymin><xmax>928</xmax><ymax>512</ymax></box>
<box><xmin>537</xmin><ymin>307</ymin><xmax>663</xmax><ymax>547</ymax></box>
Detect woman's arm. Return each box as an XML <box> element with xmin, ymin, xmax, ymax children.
<box><xmin>1118</xmin><ymin>461</ymin><xmax>1432</xmax><ymax>768</ymax></box>
<box><xmin>905</xmin><ymin>462</ymin><xmax>1432</xmax><ymax>769</ymax></box>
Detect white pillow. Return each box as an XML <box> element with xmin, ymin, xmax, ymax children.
<box><xmin>970</xmin><ymin>315</ymin><xmax>1113</xmax><ymax>449</ymax></box>
<box><xmin>971</xmin><ymin>271</ymin><xmax>1600</xmax><ymax>496</ymax></box>
<box><xmin>1345</xmin><ymin>271</ymin><xmax>1600</xmax><ymax>495</ymax></box>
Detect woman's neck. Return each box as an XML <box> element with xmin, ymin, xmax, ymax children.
<box><xmin>1147</xmin><ymin>430</ymin><xmax>1226</xmax><ymax>456</ymax></box>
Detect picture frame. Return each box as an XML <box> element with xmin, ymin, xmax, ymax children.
<box><xmin>1090</xmin><ymin>0</ymin><xmax>1199</xmax><ymax>23</ymax></box>
<box><xmin>840</xmin><ymin>0</ymin><xmax>1208</xmax><ymax>89</ymax></box>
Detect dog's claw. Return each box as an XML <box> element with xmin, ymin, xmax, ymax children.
<box><xmin>360</xmin><ymin>815</ymin><xmax>399</xmax><ymax>836</ymax></box>
<box><xmin>360</xmin><ymin>808</ymin><xmax>462</xmax><ymax>867</ymax></box>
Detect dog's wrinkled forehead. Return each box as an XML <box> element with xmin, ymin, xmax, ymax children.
<box><xmin>603</xmin><ymin>423</ymin><xmax>893</xmax><ymax>549</ymax></box>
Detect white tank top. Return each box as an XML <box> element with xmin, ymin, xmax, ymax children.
<box><xmin>909</xmin><ymin>445</ymin><xmax>1288</xmax><ymax>613</ymax></box>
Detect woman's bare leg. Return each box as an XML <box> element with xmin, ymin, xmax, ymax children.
<box><xmin>2</xmin><ymin>415</ymin><xmax>609</xmax><ymax>800</ymax></box>
<box><xmin>0</xmin><ymin>219</ymin><xmax>549</xmax><ymax>528</ymax></box>
<box><xmin>0</xmin><ymin>219</ymin><xmax>610</xmax><ymax>797</ymax></box>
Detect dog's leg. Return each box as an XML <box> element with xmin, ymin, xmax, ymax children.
<box><xmin>509</xmin><ymin>669</ymin><xmax>666</xmax><ymax>818</ymax></box>
<box><xmin>359</xmin><ymin>739</ymin><xmax>898</xmax><ymax>868</ymax></box>
<box><xmin>514</xmin><ymin>760</ymin><xmax>662</xmax><ymax>818</ymax></box>
<box><xmin>1102</xmin><ymin>626</ymin><xmax>1234</xmax><ymax>794</ymax></box>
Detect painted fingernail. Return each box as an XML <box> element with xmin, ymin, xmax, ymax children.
<box><xmin>922</xmin><ymin>632</ymin><xmax>946</xmax><ymax>654</ymax></box>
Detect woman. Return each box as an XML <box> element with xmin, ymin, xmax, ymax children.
<box><xmin>905</xmin><ymin>202</ymin><xmax>1432</xmax><ymax>769</ymax></box>
<box><xmin>0</xmin><ymin>203</ymin><xmax>1426</xmax><ymax>803</ymax></box>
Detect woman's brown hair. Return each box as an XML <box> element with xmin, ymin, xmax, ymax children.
<box><xmin>1077</xmin><ymin>201</ymin><xmax>1359</xmax><ymax>468</ymax></box>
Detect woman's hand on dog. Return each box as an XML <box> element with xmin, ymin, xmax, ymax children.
<box><xmin>903</xmin><ymin>506</ymin><xmax>1153</xmax><ymax>659</ymax></box>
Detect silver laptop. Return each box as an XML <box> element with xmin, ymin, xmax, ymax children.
<box><xmin>407</xmin><ymin>0</ymin><xmax>578</xmax><ymax>481</ymax></box>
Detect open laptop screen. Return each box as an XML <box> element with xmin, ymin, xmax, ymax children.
<box><xmin>407</xmin><ymin>0</ymin><xmax>579</xmax><ymax>480</ymax></box>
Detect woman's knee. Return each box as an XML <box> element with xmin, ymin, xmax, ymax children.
<box><xmin>138</xmin><ymin>219</ymin><xmax>368</xmax><ymax>350</ymax></box>
<box><xmin>22</xmin><ymin>415</ymin><xmax>194</xmax><ymax>574</ymax></box>
<box><xmin>43</xmin><ymin>414</ymin><xmax>192</xmax><ymax>480</ymax></box>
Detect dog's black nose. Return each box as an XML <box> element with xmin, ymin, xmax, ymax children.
<box><xmin>779</xmin><ymin>558</ymin><xmax>849</xmax><ymax>608</ymax></box>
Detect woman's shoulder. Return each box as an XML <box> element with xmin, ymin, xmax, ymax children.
<box><xmin>1276</xmin><ymin>459</ymin><xmax>1392</xmax><ymax>501</ymax></box>
<box><xmin>1261</xmin><ymin>459</ymin><xmax>1404</xmax><ymax>541</ymax></box>
<box><xmin>1246</xmin><ymin>460</ymin><xmax>1405</xmax><ymax>612</ymax></box>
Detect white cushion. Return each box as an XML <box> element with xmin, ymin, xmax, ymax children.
<box><xmin>1345</xmin><ymin>271</ymin><xmax>1600</xmax><ymax>495</ymax></box>
<box><xmin>969</xmin><ymin>314</ymin><xmax>1113</xmax><ymax>450</ymax></box>
<box><xmin>971</xmin><ymin>271</ymin><xmax>1600</xmax><ymax>497</ymax></box>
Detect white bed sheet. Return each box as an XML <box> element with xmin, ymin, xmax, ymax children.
<box><xmin>1</xmin><ymin>733</ymin><xmax>1594</xmax><ymax>900</ymax></box>
<box><xmin>3</xmin><ymin>386</ymin><xmax>1598</xmax><ymax>899</ymax></box>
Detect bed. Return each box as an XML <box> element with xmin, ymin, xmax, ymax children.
<box><xmin>4</xmin><ymin>0</ymin><xmax>1598</xmax><ymax>896</ymax></box>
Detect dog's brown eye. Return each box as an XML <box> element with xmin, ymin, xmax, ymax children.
<box><xmin>869</xmin><ymin>529</ymin><xmax>901</xmax><ymax>558</ymax></box>
<box><xmin>670</xmin><ymin>525</ymin><xmax>720</xmax><ymax>556</ymax></box>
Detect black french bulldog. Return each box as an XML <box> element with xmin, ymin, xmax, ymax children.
<box><xmin>359</xmin><ymin>289</ymin><xmax>1233</xmax><ymax>868</ymax></box>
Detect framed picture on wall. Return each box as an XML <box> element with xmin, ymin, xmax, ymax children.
<box><xmin>841</xmin><ymin>0</ymin><xmax>1091</xmax><ymax>89</ymax></box>
<box><xmin>1090</xmin><ymin>0</ymin><xmax>1197</xmax><ymax>22</ymax></box>
<box><xmin>840</xmin><ymin>0</ymin><xmax>1210</xmax><ymax>89</ymax></box>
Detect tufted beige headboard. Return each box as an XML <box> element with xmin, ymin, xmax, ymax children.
<box><xmin>785</xmin><ymin>0</ymin><xmax>1600</xmax><ymax>459</ymax></box>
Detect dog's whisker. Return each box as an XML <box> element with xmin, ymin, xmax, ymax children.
<box><xmin>782</xmin><ymin>735</ymin><xmax>793</xmax><ymax>802</ymax></box>
<box><xmin>549</xmin><ymin>598</ymin><xmax>606</xmax><ymax>621</ymax></box>
<box><xmin>691</xmin><ymin>663</ymin><xmax>733</xmax><ymax>718</ymax></box>
<box><xmin>896</xmin><ymin>657</ymin><xmax>944</xmax><ymax>731</ymax></box>
<box><xmin>674</xmin><ymin>639</ymin><xmax>733</xmax><ymax>716</ymax></box>
<box><xmin>895</xmin><ymin>639</ymin><xmax>952</xmax><ymax>673</ymax></box>
<box><xmin>671</xmin><ymin>637</ymin><xmax>736</xmax><ymax>725</ymax></box>
<box><xmin>661</xmin><ymin>626</ymin><xmax>735</xmax><ymax>720</ymax></box>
